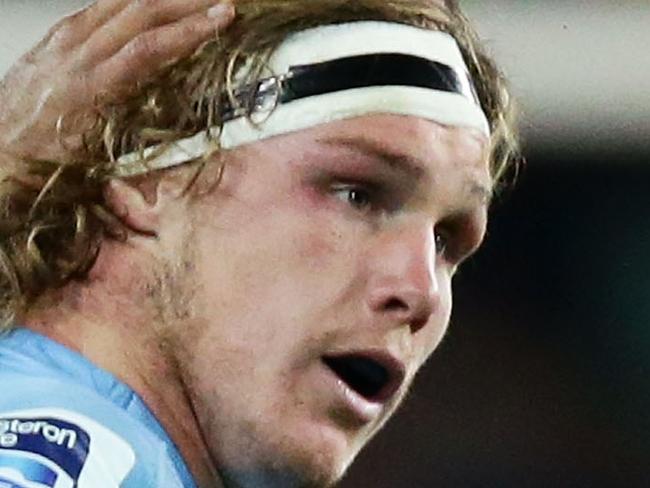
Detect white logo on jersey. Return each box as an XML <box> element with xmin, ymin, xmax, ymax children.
<box><xmin>0</xmin><ymin>419</ymin><xmax>77</xmax><ymax>449</ymax></box>
<box><xmin>0</xmin><ymin>408</ymin><xmax>136</xmax><ymax>488</ymax></box>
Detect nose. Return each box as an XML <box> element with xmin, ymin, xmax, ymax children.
<box><xmin>365</xmin><ymin>219</ymin><xmax>440</xmax><ymax>334</ymax></box>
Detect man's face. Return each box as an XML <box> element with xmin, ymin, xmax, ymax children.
<box><xmin>159</xmin><ymin>114</ymin><xmax>490</xmax><ymax>487</ymax></box>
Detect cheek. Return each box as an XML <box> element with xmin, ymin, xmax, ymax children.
<box><xmin>187</xmin><ymin>201</ymin><xmax>359</xmax><ymax>355</ymax></box>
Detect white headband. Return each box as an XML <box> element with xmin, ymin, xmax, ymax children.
<box><xmin>114</xmin><ymin>21</ymin><xmax>489</xmax><ymax>177</ymax></box>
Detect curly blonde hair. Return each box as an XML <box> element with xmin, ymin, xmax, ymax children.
<box><xmin>0</xmin><ymin>0</ymin><xmax>519</xmax><ymax>329</ymax></box>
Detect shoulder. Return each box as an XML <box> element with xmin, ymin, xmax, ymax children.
<box><xmin>0</xmin><ymin>373</ymin><xmax>188</xmax><ymax>487</ymax></box>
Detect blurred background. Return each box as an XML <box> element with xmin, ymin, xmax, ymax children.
<box><xmin>1</xmin><ymin>1</ymin><xmax>649</xmax><ymax>486</ymax></box>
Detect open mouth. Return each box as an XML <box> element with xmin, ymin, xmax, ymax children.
<box><xmin>322</xmin><ymin>354</ymin><xmax>402</xmax><ymax>402</ymax></box>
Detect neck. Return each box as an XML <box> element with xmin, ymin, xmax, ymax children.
<box><xmin>22</xmin><ymin>254</ymin><xmax>224</xmax><ymax>488</ymax></box>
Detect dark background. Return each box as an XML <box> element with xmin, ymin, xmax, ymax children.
<box><xmin>341</xmin><ymin>147</ymin><xmax>650</xmax><ymax>487</ymax></box>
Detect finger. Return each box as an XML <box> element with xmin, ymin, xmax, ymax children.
<box><xmin>41</xmin><ymin>0</ymin><xmax>132</xmax><ymax>52</ymax></box>
<box><xmin>90</xmin><ymin>6</ymin><xmax>234</xmax><ymax>97</ymax></box>
<box><xmin>83</xmin><ymin>0</ymin><xmax>132</xmax><ymax>25</ymax></box>
<box><xmin>80</xmin><ymin>0</ymin><xmax>229</xmax><ymax>66</ymax></box>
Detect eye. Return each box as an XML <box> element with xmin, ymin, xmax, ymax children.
<box><xmin>434</xmin><ymin>216</ymin><xmax>486</xmax><ymax>271</ymax></box>
<box><xmin>332</xmin><ymin>184</ymin><xmax>374</xmax><ymax>212</ymax></box>
<box><xmin>434</xmin><ymin>230</ymin><xmax>448</xmax><ymax>257</ymax></box>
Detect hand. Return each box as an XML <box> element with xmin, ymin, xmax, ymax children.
<box><xmin>0</xmin><ymin>0</ymin><xmax>235</xmax><ymax>163</ymax></box>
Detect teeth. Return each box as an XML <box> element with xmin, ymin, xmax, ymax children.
<box><xmin>324</xmin><ymin>355</ymin><xmax>389</xmax><ymax>400</ymax></box>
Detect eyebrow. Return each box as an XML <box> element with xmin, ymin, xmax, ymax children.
<box><xmin>319</xmin><ymin>136</ymin><xmax>425</xmax><ymax>178</ymax></box>
<box><xmin>318</xmin><ymin>135</ymin><xmax>494</xmax><ymax>205</ymax></box>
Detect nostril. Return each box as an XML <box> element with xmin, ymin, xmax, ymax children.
<box><xmin>383</xmin><ymin>297</ymin><xmax>409</xmax><ymax>312</ymax></box>
<box><xmin>368</xmin><ymin>283</ymin><xmax>437</xmax><ymax>334</ymax></box>
<box><xmin>378</xmin><ymin>293</ymin><xmax>433</xmax><ymax>334</ymax></box>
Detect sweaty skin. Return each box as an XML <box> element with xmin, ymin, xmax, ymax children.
<box><xmin>26</xmin><ymin>114</ymin><xmax>490</xmax><ymax>487</ymax></box>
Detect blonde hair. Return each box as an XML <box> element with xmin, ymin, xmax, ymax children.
<box><xmin>0</xmin><ymin>0</ymin><xmax>519</xmax><ymax>328</ymax></box>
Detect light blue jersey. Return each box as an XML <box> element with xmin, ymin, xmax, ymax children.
<box><xmin>0</xmin><ymin>328</ymin><xmax>198</xmax><ymax>488</ymax></box>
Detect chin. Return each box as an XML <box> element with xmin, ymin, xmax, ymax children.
<box><xmin>219</xmin><ymin>454</ymin><xmax>347</xmax><ymax>488</ymax></box>
<box><xmin>215</xmin><ymin>421</ymin><xmax>361</xmax><ymax>488</ymax></box>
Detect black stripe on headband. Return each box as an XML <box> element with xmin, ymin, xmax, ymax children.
<box><xmin>222</xmin><ymin>53</ymin><xmax>478</xmax><ymax>122</ymax></box>
<box><xmin>283</xmin><ymin>53</ymin><xmax>473</xmax><ymax>102</ymax></box>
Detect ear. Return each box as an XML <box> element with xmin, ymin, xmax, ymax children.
<box><xmin>104</xmin><ymin>178</ymin><xmax>186</xmax><ymax>236</ymax></box>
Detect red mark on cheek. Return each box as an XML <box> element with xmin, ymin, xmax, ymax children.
<box><xmin>291</xmin><ymin>181</ymin><xmax>347</xmax><ymax>260</ymax></box>
<box><xmin>295</xmin><ymin>220</ymin><xmax>344</xmax><ymax>264</ymax></box>
<box><xmin>296</xmin><ymin>184</ymin><xmax>327</xmax><ymax>210</ymax></box>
